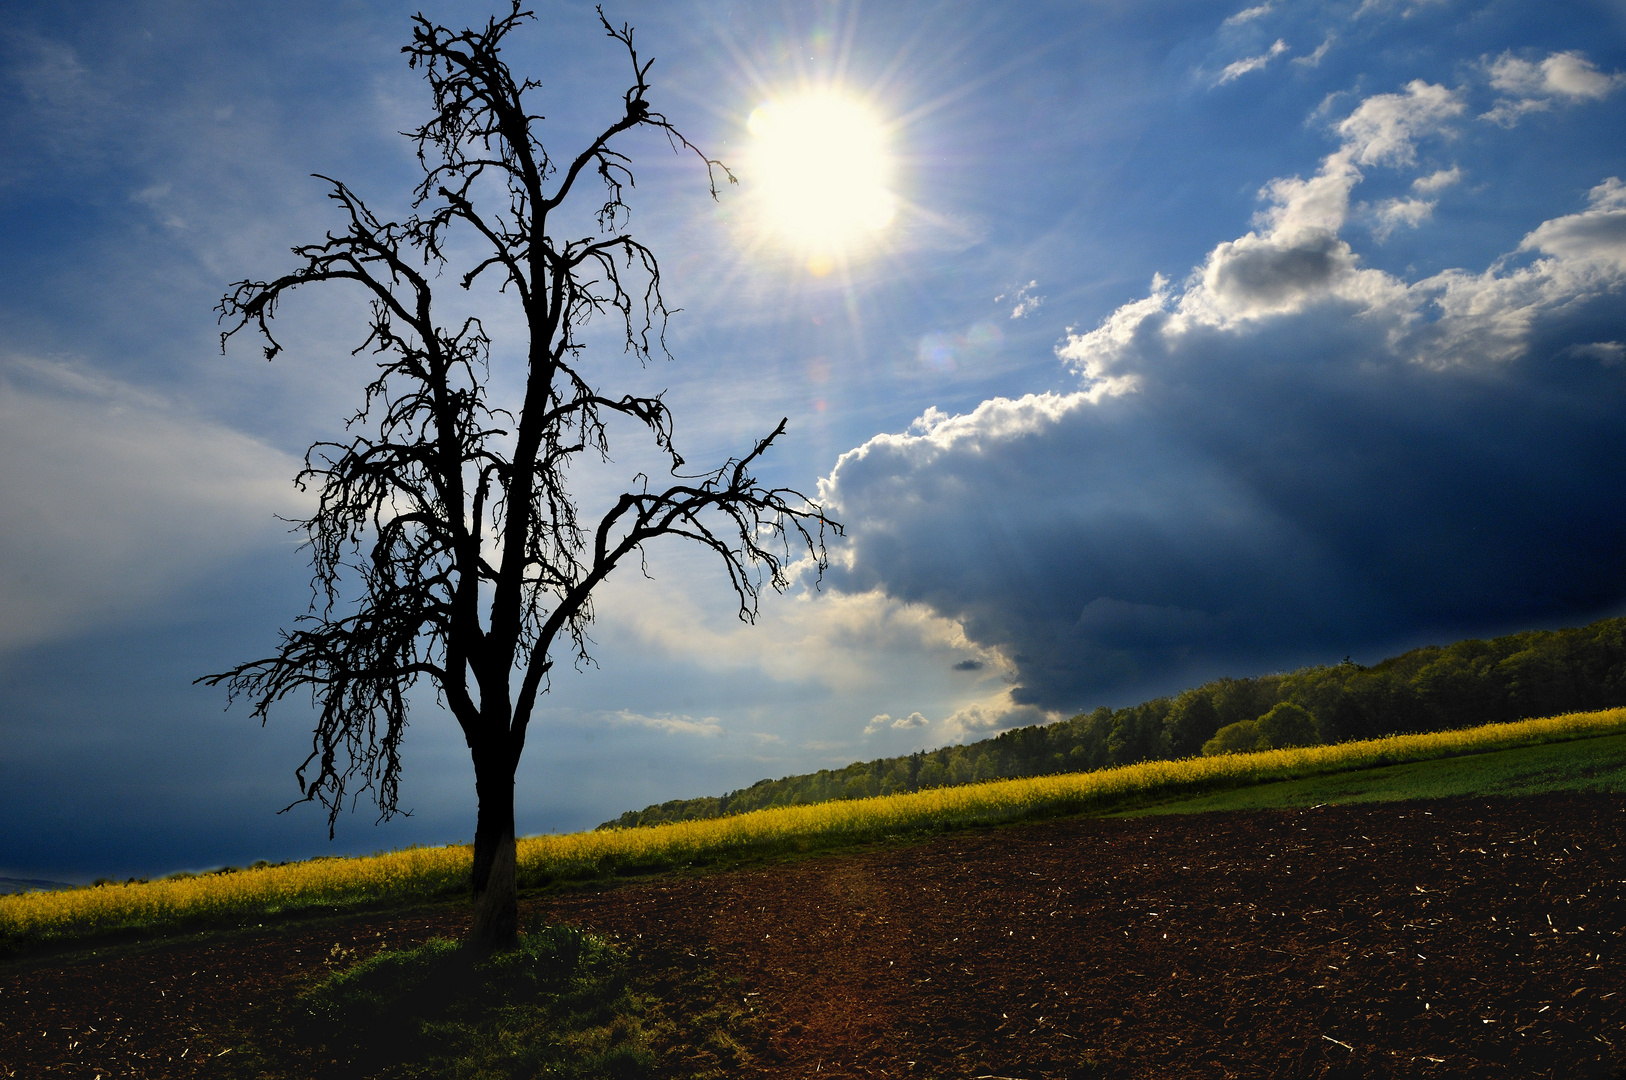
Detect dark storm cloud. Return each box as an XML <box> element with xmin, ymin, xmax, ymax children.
<box><xmin>821</xmin><ymin>185</ymin><xmax>1626</xmax><ymax>712</ymax></box>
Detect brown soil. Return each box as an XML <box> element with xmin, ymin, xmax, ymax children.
<box><xmin>2</xmin><ymin>794</ymin><xmax>1623</xmax><ymax>1079</ymax></box>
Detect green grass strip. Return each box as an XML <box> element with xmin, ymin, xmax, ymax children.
<box><xmin>1119</xmin><ymin>729</ymin><xmax>1626</xmax><ymax>816</ymax></box>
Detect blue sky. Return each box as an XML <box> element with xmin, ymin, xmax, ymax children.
<box><xmin>2</xmin><ymin>0</ymin><xmax>1624</xmax><ymax>882</ymax></box>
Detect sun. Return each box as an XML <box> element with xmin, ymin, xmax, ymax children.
<box><xmin>745</xmin><ymin>91</ymin><xmax>896</xmax><ymax>268</ymax></box>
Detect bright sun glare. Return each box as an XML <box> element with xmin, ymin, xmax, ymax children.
<box><xmin>746</xmin><ymin>92</ymin><xmax>895</xmax><ymax>269</ymax></box>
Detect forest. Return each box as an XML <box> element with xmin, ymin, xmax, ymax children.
<box><xmin>601</xmin><ymin>616</ymin><xmax>1626</xmax><ymax>829</ymax></box>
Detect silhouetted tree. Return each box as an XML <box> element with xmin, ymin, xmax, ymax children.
<box><xmin>202</xmin><ymin>4</ymin><xmax>835</xmax><ymax>950</ymax></box>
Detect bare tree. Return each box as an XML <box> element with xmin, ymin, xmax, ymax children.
<box><xmin>202</xmin><ymin>4</ymin><xmax>836</xmax><ymax>950</ymax></box>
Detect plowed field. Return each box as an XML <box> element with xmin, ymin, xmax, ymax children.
<box><xmin>3</xmin><ymin>793</ymin><xmax>1623</xmax><ymax>1079</ymax></box>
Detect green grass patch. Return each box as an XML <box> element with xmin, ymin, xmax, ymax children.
<box><xmin>222</xmin><ymin>922</ymin><xmax>657</xmax><ymax>1080</ymax></box>
<box><xmin>1119</xmin><ymin>730</ymin><xmax>1626</xmax><ymax>817</ymax></box>
<box><xmin>214</xmin><ymin>917</ymin><xmax>759</xmax><ymax>1080</ymax></box>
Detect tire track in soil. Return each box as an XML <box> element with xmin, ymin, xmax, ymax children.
<box><xmin>3</xmin><ymin>794</ymin><xmax>1623</xmax><ymax>1080</ymax></box>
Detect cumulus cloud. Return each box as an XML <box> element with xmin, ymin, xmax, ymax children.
<box><xmin>1410</xmin><ymin>176</ymin><xmax>1626</xmax><ymax>363</ymax></box>
<box><xmin>1488</xmin><ymin>51</ymin><xmax>1621</xmax><ymax>101</ymax></box>
<box><xmin>1215</xmin><ymin>39</ymin><xmax>1289</xmax><ymax>85</ymax></box>
<box><xmin>937</xmin><ymin>696</ymin><xmax>1055</xmax><ymax>743</ymax></box>
<box><xmin>1336</xmin><ymin>80</ymin><xmax>1463</xmax><ymax>168</ymax></box>
<box><xmin>1517</xmin><ymin>176</ymin><xmax>1626</xmax><ymax>264</ymax></box>
<box><xmin>858</xmin><ymin>686</ymin><xmax>1053</xmax><ymax>745</ymax></box>
<box><xmin>867</xmin><ymin>710</ymin><xmax>931</xmax><ymax>735</ymax></box>
<box><xmin>0</xmin><ymin>357</ymin><xmax>309</xmax><ymax>651</ymax></box>
<box><xmin>1483</xmin><ymin>51</ymin><xmax>1625</xmax><ymax>126</ymax></box>
<box><xmin>1061</xmin><ymin>85</ymin><xmax>1625</xmax><ymax>380</ymax></box>
<box><xmin>1065</xmin><ymin>81</ymin><xmax>1460</xmax><ymax>349</ymax></box>
<box><xmin>817</xmin><ymin>80</ymin><xmax>1626</xmax><ymax>714</ymax></box>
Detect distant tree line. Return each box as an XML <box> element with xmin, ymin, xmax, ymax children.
<box><xmin>600</xmin><ymin>616</ymin><xmax>1626</xmax><ymax>829</ymax></box>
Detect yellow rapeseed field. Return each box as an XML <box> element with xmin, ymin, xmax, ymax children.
<box><xmin>4</xmin><ymin>708</ymin><xmax>1622</xmax><ymax>946</ymax></box>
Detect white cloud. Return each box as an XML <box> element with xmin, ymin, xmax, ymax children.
<box><xmin>1162</xmin><ymin>81</ymin><xmax>1460</xmax><ymax>327</ymax></box>
<box><xmin>863</xmin><ymin>710</ymin><xmax>929</xmax><ymax>735</ymax></box>
<box><xmin>1006</xmin><ymin>280</ymin><xmax>1044</xmax><ymax>320</ymax></box>
<box><xmin>1336</xmin><ymin>80</ymin><xmax>1463</xmax><ymax>168</ymax></box>
<box><xmin>1538</xmin><ymin>51</ymin><xmax>1625</xmax><ymax>99</ymax></box>
<box><xmin>1480</xmin><ymin>95</ymin><xmax>1550</xmax><ymax>126</ymax></box>
<box><xmin>1292</xmin><ymin>37</ymin><xmax>1334</xmax><ymax>68</ymax></box>
<box><xmin>1222</xmin><ymin>4</ymin><xmax>1273</xmax><ymax>26</ymax></box>
<box><xmin>1051</xmin><ymin>282</ymin><xmax>1162</xmax><ymax>398</ymax></box>
<box><xmin>937</xmin><ymin>695</ymin><xmax>1056</xmax><ymax>743</ymax></box>
<box><xmin>1519</xmin><ymin>175</ymin><xmax>1626</xmax><ymax>261</ymax></box>
<box><xmin>1215</xmin><ymin>39</ymin><xmax>1289</xmax><ymax>85</ymax></box>
<box><xmin>1566</xmin><ymin>341</ymin><xmax>1625</xmax><ymax>365</ymax></box>
<box><xmin>1408</xmin><ymin>176</ymin><xmax>1626</xmax><ymax>363</ymax></box>
<box><xmin>1060</xmin><ymin>85</ymin><xmax>1626</xmax><ymax>387</ymax></box>
<box><xmin>605</xmin><ymin>567</ymin><xmax>1002</xmax><ymax>696</ymax></box>
<box><xmin>1137</xmin><ymin>142</ymin><xmax>1410</xmax><ymax>330</ymax></box>
<box><xmin>891</xmin><ymin>390</ymin><xmax>1103</xmax><ymax>447</ymax></box>
<box><xmin>559</xmin><ymin>540</ymin><xmax>1015</xmax><ymax>767</ymax></box>
<box><xmin>1354</xmin><ymin>0</ymin><xmax>1451</xmax><ymax>15</ymax></box>
<box><xmin>608</xmin><ymin>709</ymin><xmax>725</xmax><ymax>738</ymax></box>
<box><xmin>1489</xmin><ymin>50</ymin><xmax>1621</xmax><ymax>101</ymax></box>
<box><xmin>943</xmin><ymin>703</ymin><xmax>1007</xmax><ymax>738</ymax></box>
<box><xmin>1483</xmin><ymin>51</ymin><xmax>1624</xmax><ymax>126</ymax></box>
<box><xmin>1368</xmin><ymin>195</ymin><xmax>1435</xmax><ymax>240</ymax></box>
<box><xmin>1361</xmin><ymin>165</ymin><xmax>1463</xmax><ymax>240</ymax></box>
<box><xmin>0</xmin><ymin>357</ymin><xmax>309</xmax><ymax>651</ymax></box>
<box><xmin>1412</xmin><ymin>166</ymin><xmax>1462</xmax><ymax>193</ymax></box>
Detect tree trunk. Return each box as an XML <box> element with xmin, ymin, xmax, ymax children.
<box><xmin>470</xmin><ymin>752</ymin><xmax>519</xmax><ymax>951</ymax></box>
